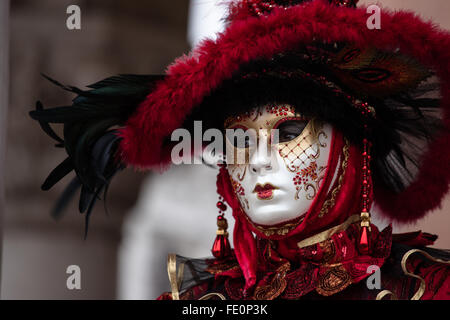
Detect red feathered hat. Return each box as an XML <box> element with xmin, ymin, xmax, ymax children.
<box><xmin>31</xmin><ymin>0</ymin><xmax>450</xmax><ymax>227</ymax></box>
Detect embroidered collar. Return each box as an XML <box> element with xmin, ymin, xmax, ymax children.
<box><xmin>209</xmin><ymin>217</ymin><xmax>392</xmax><ymax>299</ymax></box>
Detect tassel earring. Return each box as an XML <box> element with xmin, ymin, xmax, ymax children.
<box><xmin>212</xmin><ymin>196</ymin><xmax>232</xmax><ymax>259</ymax></box>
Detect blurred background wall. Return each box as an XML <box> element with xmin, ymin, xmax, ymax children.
<box><xmin>1</xmin><ymin>0</ymin><xmax>449</xmax><ymax>300</ymax></box>
<box><xmin>1</xmin><ymin>0</ymin><xmax>190</xmax><ymax>299</ymax></box>
<box><xmin>0</xmin><ymin>0</ymin><xmax>10</xmax><ymax>292</ymax></box>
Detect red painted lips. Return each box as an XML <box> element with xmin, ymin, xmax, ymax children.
<box><xmin>253</xmin><ymin>183</ymin><xmax>278</xmax><ymax>200</ymax></box>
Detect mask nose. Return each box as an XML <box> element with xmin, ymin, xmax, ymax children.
<box><xmin>249</xmin><ymin>133</ymin><xmax>273</xmax><ymax>175</ymax></box>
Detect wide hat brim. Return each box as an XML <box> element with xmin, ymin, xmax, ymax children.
<box><xmin>118</xmin><ymin>0</ymin><xmax>450</xmax><ymax>223</ymax></box>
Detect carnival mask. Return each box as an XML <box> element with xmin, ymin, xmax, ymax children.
<box><xmin>225</xmin><ymin>105</ymin><xmax>333</xmax><ymax>226</ymax></box>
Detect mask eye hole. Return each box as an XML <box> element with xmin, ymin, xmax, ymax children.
<box><xmin>273</xmin><ymin>118</ymin><xmax>308</xmax><ymax>143</ymax></box>
<box><xmin>226</xmin><ymin>125</ymin><xmax>257</xmax><ymax>149</ymax></box>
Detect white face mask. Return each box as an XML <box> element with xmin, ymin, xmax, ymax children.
<box><xmin>225</xmin><ymin>105</ymin><xmax>333</xmax><ymax>226</ymax></box>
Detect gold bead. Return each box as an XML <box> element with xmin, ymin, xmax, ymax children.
<box><xmin>361</xmin><ymin>211</ymin><xmax>370</xmax><ymax>220</ymax></box>
<box><xmin>217</xmin><ymin>218</ymin><xmax>228</xmax><ymax>230</ymax></box>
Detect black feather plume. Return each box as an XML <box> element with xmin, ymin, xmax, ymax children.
<box><xmin>30</xmin><ymin>74</ymin><xmax>164</xmax><ymax>234</ymax></box>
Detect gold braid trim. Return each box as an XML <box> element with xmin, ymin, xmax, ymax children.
<box><xmin>244</xmin><ymin>214</ymin><xmax>305</xmax><ymax>237</ymax></box>
<box><xmin>167</xmin><ymin>253</ymin><xmax>185</xmax><ymax>300</ymax></box>
<box><xmin>376</xmin><ymin>290</ymin><xmax>398</xmax><ymax>300</ymax></box>
<box><xmin>319</xmin><ymin>138</ymin><xmax>350</xmax><ymax>218</ymax></box>
<box><xmin>401</xmin><ymin>249</ymin><xmax>450</xmax><ymax>300</ymax></box>
<box><xmin>199</xmin><ymin>293</ymin><xmax>227</xmax><ymax>300</ymax></box>
<box><xmin>297</xmin><ymin>214</ymin><xmax>361</xmax><ymax>249</ymax></box>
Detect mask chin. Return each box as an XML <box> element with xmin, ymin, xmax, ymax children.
<box><xmin>243</xmin><ymin>202</ymin><xmax>307</xmax><ymax>226</ymax></box>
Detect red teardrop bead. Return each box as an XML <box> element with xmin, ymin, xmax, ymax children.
<box><xmin>212</xmin><ymin>235</ymin><xmax>231</xmax><ymax>259</ymax></box>
<box><xmin>358</xmin><ymin>226</ymin><xmax>370</xmax><ymax>255</ymax></box>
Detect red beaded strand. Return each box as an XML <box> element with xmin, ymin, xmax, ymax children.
<box><xmin>361</xmin><ymin>136</ymin><xmax>372</xmax><ymax>216</ymax></box>
<box><xmin>358</xmin><ymin>104</ymin><xmax>373</xmax><ymax>255</ymax></box>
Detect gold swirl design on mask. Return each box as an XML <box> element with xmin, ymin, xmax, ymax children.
<box><xmin>242</xmin><ymin>198</ymin><xmax>250</xmax><ymax>211</ymax></box>
<box><xmin>306</xmin><ymin>130</ymin><xmax>328</xmax><ymax>162</ymax></box>
<box><xmin>229</xmin><ymin>165</ymin><xmax>247</xmax><ymax>182</ymax></box>
<box><xmin>317</xmin><ymin>130</ymin><xmax>328</xmax><ymax>150</ymax></box>
<box><xmin>237</xmin><ymin>165</ymin><xmax>247</xmax><ymax>181</ymax></box>
<box><xmin>303</xmin><ymin>165</ymin><xmax>327</xmax><ymax>201</ymax></box>
<box><xmin>318</xmin><ymin>138</ymin><xmax>350</xmax><ymax>218</ymax></box>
